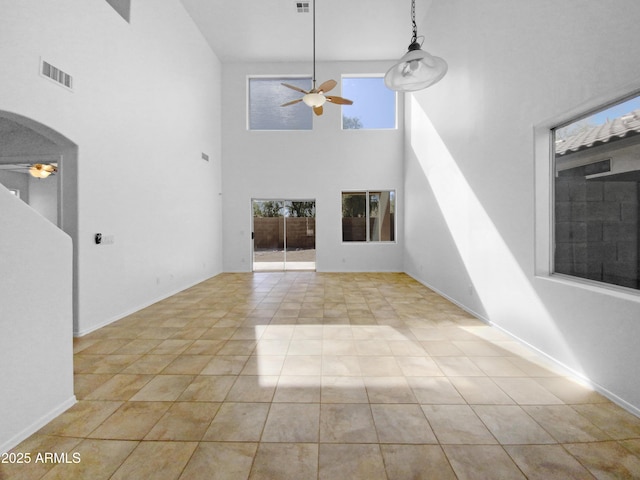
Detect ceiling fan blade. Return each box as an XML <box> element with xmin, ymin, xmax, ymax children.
<box><xmin>325</xmin><ymin>95</ymin><xmax>353</xmax><ymax>105</ymax></box>
<box><xmin>281</xmin><ymin>98</ymin><xmax>304</xmax><ymax>107</ymax></box>
<box><xmin>313</xmin><ymin>105</ymin><xmax>324</xmax><ymax>116</ymax></box>
<box><xmin>317</xmin><ymin>79</ymin><xmax>337</xmax><ymax>94</ymax></box>
<box><xmin>281</xmin><ymin>83</ymin><xmax>309</xmax><ymax>94</ymax></box>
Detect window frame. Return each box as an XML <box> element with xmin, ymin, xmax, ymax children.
<box><xmin>534</xmin><ymin>88</ymin><xmax>640</xmax><ymax>298</ymax></box>
<box><xmin>341</xmin><ymin>189</ymin><xmax>396</xmax><ymax>243</ymax></box>
<box><xmin>341</xmin><ymin>74</ymin><xmax>398</xmax><ymax>131</ymax></box>
<box><xmin>246</xmin><ymin>75</ymin><xmax>313</xmax><ymax>132</ymax></box>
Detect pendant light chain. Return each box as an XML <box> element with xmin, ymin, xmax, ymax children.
<box><xmin>410</xmin><ymin>0</ymin><xmax>418</xmax><ymax>45</ymax></box>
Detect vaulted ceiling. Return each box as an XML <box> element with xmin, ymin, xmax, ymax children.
<box><xmin>179</xmin><ymin>0</ymin><xmax>434</xmax><ymax>63</ymax></box>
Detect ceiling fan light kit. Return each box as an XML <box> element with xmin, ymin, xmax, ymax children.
<box><xmin>302</xmin><ymin>92</ymin><xmax>326</xmax><ymax>108</ymax></box>
<box><xmin>280</xmin><ymin>0</ymin><xmax>353</xmax><ymax>116</ymax></box>
<box><xmin>384</xmin><ymin>0</ymin><xmax>448</xmax><ymax>92</ymax></box>
<box><xmin>29</xmin><ymin>163</ymin><xmax>57</xmax><ymax>179</ymax></box>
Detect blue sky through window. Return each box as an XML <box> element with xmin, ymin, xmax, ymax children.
<box><xmin>586</xmin><ymin>95</ymin><xmax>640</xmax><ymax>126</ymax></box>
<box><xmin>556</xmin><ymin>94</ymin><xmax>640</xmax><ymax>139</ymax></box>
<box><xmin>341</xmin><ymin>77</ymin><xmax>396</xmax><ymax>129</ymax></box>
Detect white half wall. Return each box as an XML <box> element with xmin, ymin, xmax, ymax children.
<box><xmin>0</xmin><ymin>0</ymin><xmax>224</xmax><ymax>335</ymax></box>
<box><xmin>221</xmin><ymin>62</ymin><xmax>404</xmax><ymax>272</ymax></box>
<box><xmin>0</xmin><ymin>186</ymin><xmax>74</xmax><ymax>453</ymax></box>
<box><xmin>405</xmin><ymin>0</ymin><xmax>640</xmax><ymax>412</ymax></box>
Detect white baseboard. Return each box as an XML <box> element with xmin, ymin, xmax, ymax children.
<box><xmin>74</xmin><ymin>272</ymin><xmax>220</xmax><ymax>337</ymax></box>
<box><xmin>0</xmin><ymin>395</ymin><xmax>77</xmax><ymax>454</ymax></box>
<box><xmin>405</xmin><ymin>270</ymin><xmax>490</xmax><ymax>324</ymax></box>
<box><xmin>488</xmin><ymin>321</ymin><xmax>640</xmax><ymax>418</ymax></box>
<box><xmin>406</xmin><ymin>271</ymin><xmax>640</xmax><ymax>419</ymax></box>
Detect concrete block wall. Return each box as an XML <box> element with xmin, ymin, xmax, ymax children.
<box><xmin>253</xmin><ymin>217</ymin><xmax>316</xmax><ymax>250</ymax></box>
<box><xmin>555</xmin><ymin>174</ymin><xmax>639</xmax><ymax>288</ymax></box>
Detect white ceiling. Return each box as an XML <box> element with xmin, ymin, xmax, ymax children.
<box><xmin>179</xmin><ymin>0</ymin><xmax>433</xmax><ymax>63</ymax></box>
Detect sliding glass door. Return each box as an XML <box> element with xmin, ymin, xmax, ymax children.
<box><xmin>252</xmin><ymin>199</ymin><xmax>316</xmax><ymax>271</ymax></box>
<box><xmin>284</xmin><ymin>200</ymin><xmax>316</xmax><ymax>271</ymax></box>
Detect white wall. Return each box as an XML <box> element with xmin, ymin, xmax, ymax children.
<box><xmin>0</xmin><ymin>171</ymin><xmax>29</xmax><ymax>202</ymax></box>
<box><xmin>0</xmin><ymin>171</ymin><xmax>58</xmax><ymax>224</ymax></box>
<box><xmin>28</xmin><ymin>175</ymin><xmax>57</xmax><ymax>224</ymax></box>
<box><xmin>405</xmin><ymin>0</ymin><xmax>640</xmax><ymax>412</ymax></box>
<box><xmin>0</xmin><ymin>0</ymin><xmax>224</xmax><ymax>335</ymax></box>
<box><xmin>0</xmin><ymin>187</ymin><xmax>74</xmax><ymax>453</ymax></box>
<box><xmin>221</xmin><ymin>62</ymin><xmax>404</xmax><ymax>272</ymax></box>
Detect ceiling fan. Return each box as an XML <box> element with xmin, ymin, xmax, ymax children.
<box><xmin>0</xmin><ymin>163</ymin><xmax>58</xmax><ymax>178</ymax></box>
<box><xmin>280</xmin><ymin>0</ymin><xmax>353</xmax><ymax>116</ymax></box>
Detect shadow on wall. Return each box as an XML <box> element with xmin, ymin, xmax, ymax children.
<box><xmin>403</xmin><ymin>141</ymin><xmax>485</xmax><ymax>320</ymax></box>
<box><xmin>407</xmin><ymin>96</ymin><xmax>585</xmax><ymax>378</ymax></box>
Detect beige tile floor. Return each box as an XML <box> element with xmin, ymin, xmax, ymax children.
<box><xmin>3</xmin><ymin>272</ymin><xmax>640</xmax><ymax>479</ymax></box>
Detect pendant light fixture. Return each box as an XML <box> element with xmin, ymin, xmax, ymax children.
<box><xmin>384</xmin><ymin>0</ymin><xmax>447</xmax><ymax>92</ymax></box>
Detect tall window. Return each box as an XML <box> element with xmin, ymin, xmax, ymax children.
<box><xmin>342</xmin><ymin>191</ymin><xmax>395</xmax><ymax>242</ymax></box>
<box><xmin>248</xmin><ymin>77</ymin><xmax>312</xmax><ymax>130</ymax></box>
<box><xmin>341</xmin><ymin>76</ymin><xmax>396</xmax><ymax>130</ymax></box>
<box><xmin>553</xmin><ymin>93</ymin><xmax>640</xmax><ymax>290</ymax></box>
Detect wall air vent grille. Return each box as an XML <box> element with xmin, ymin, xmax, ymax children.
<box><xmin>41</xmin><ymin>60</ymin><xmax>73</xmax><ymax>90</ymax></box>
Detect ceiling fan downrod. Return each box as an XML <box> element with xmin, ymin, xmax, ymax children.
<box><xmin>280</xmin><ymin>0</ymin><xmax>353</xmax><ymax>115</ymax></box>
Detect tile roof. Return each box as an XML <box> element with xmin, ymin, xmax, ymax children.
<box><xmin>555</xmin><ymin>109</ymin><xmax>640</xmax><ymax>155</ymax></box>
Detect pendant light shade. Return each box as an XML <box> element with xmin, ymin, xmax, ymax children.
<box><xmin>384</xmin><ymin>42</ymin><xmax>447</xmax><ymax>91</ymax></box>
<box><xmin>384</xmin><ymin>0</ymin><xmax>447</xmax><ymax>92</ymax></box>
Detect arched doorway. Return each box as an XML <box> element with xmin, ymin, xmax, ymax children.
<box><xmin>0</xmin><ymin>110</ymin><xmax>79</xmax><ymax>329</ymax></box>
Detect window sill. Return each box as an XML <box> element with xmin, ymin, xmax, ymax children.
<box><xmin>536</xmin><ymin>272</ymin><xmax>640</xmax><ymax>303</ymax></box>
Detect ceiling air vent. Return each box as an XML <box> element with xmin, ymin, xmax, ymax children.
<box><xmin>41</xmin><ymin>60</ymin><xmax>73</xmax><ymax>91</ymax></box>
<box><xmin>296</xmin><ymin>1</ymin><xmax>310</xmax><ymax>13</ymax></box>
